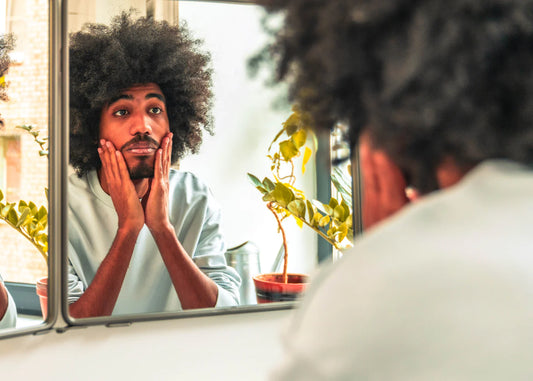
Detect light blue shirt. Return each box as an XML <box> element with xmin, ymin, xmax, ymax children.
<box><xmin>68</xmin><ymin>169</ymin><xmax>241</xmax><ymax>315</ymax></box>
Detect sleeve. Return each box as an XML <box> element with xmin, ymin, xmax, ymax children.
<box><xmin>0</xmin><ymin>275</ymin><xmax>17</xmax><ymax>329</ymax></box>
<box><xmin>66</xmin><ymin>247</ymin><xmax>85</xmax><ymax>305</ymax></box>
<box><xmin>192</xmin><ymin>198</ymin><xmax>242</xmax><ymax>307</ymax></box>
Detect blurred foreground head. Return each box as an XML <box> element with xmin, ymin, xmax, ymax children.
<box><xmin>253</xmin><ymin>0</ymin><xmax>533</xmax><ymax>192</ymax></box>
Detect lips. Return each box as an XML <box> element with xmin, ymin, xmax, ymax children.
<box><xmin>121</xmin><ymin>135</ymin><xmax>160</xmax><ymax>155</ymax></box>
<box><xmin>124</xmin><ymin>142</ymin><xmax>158</xmax><ymax>155</ymax></box>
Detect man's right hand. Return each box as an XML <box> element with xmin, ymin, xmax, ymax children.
<box><xmin>98</xmin><ymin>139</ymin><xmax>145</xmax><ymax>233</ymax></box>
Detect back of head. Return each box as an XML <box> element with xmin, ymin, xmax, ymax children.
<box><xmin>256</xmin><ymin>0</ymin><xmax>533</xmax><ymax>191</ymax></box>
<box><xmin>69</xmin><ymin>12</ymin><xmax>213</xmax><ymax>176</ymax></box>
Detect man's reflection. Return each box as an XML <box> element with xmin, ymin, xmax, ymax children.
<box><xmin>0</xmin><ymin>274</ymin><xmax>16</xmax><ymax>329</ymax></box>
<box><xmin>67</xmin><ymin>13</ymin><xmax>240</xmax><ymax>318</ymax></box>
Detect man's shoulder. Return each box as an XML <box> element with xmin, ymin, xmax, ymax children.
<box><xmin>168</xmin><ymin>169</ymin><xmax>211</xmax><ymax>194</ymax></box>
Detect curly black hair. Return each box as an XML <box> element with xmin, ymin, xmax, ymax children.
<box><xmin>253</xmin><ymin>0</ymin><xmax>533</xmax><ymax>192</ymax></box>
<box><xmin>69</xmin><ymin>12</ymin><xmax>213</xmax><ymax>176</ymax></box>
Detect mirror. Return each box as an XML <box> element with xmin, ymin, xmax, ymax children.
<box><xmin>65</xmin><ymin>0</ymin><xmax>351</xmax><ymax>323</ymax></box>
<box><xmin>0</xmin><ymin>0</ymin><xmax>50</xmax><ymax>334</ymax></box>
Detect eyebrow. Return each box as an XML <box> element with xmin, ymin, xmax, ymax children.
<box><xmin>107</xmin><ymin>92</ymin><xmax>166</xmax><ymax>107</ymax></box>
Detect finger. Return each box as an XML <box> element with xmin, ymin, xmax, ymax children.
<box><xmin>115</xmin><ymin>150</ymin><xmax>131</xmax><ymax>182</ymax></box>
<box><xmin>163</xmin><ymin>134</ymin><xmax>172</xmax><ymax>175</ymax></box>
<box><xmin>99</xmin><ymin>140</ymin><xmax>115</xmax><ymax>183</ymax></box>
<box><xmin>104</xmin><ymin>141</ymin><xmax>121</xmax><ymax>181</ymax></box>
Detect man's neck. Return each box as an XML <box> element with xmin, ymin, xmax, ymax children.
<box><xmin>97</xmin><ymin>169</ymin><xmax>150</xmax><ymax>199</ymax></box>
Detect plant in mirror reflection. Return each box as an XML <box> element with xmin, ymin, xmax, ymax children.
<box><xmin>0</xmin><ymin>125</ymin><xmax>48</xmax><ymax>263</ymax></box>
<box><xmin>248</xmin><ymin>105</ymin><xmax>353</xmax><ymax>283</ymax></box>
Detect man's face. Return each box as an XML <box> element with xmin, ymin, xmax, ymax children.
<box><xmin>99</xmin><ymin>83</ymin><xmax>170</xmax><ymax>179</ymax></box>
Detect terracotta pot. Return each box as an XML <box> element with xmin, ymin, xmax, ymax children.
<box><xmin>252</xmin><ymin>273</ymin><xmax>308</xmax><ymax>303</ymax></box>
<box><xmin>35</xmin><ymin>277</ymin><xmax>47</xmax><ymax>319</ymax></box>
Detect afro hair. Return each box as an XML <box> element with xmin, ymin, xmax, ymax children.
<box><xmin>69</xmin><ymin>12</ymin><xmax>213</xmax><ymax>176</ymax></box>
<box><xmin>253</xmin><ymin>0</ymin><xmax>533</xmax><ymax>192</ymax></box>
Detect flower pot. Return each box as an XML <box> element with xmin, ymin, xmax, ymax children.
<box><xmin>35</xmin><ymin>277</ymin><xmax>47</xmax><ymax>319</ymax></box>
<box><xmin>252</xmin><ymin>273</ymin><xmax>308</xmax><ymax>303</ymax></box>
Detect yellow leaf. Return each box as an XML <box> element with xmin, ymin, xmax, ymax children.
<box><xmin>302</xmin><ymin>147</ymin><xmax>312</xmax><ymax>174</ymax></box>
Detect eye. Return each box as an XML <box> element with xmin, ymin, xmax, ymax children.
<box><xmin>113</xmin><ymin>109</ymin><xmax>129</xmax><ymax>117</ymax></box>
<box><xmin>149</xmin><ymin>107</ymin><xmax>163</xmax><ymax>115</ymax></box>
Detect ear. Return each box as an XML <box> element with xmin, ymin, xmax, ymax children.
<box><xmin>404</xmin><ymin>186</ymin><xmax>421</xmax><ymax>202</ymax></box>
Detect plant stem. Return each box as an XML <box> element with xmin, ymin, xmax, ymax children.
<box><xmin>267</xmin><ymin>202</ymin><xmax>288</xmax><ymax>283</ymax></box>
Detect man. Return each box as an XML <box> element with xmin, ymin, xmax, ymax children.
<box><xmin>254</xmin><ymin>0</ymin><xmax>533</xmax><ymax>379</ymax></box>
<box><xmin>67</xmin><ymin>13</ymin><xmax>240</xmax><ymax>318</ymax></box>
<box><xmin>0</xmin><ymin>34</ymin><xmax>17</xmax><ymax>330</ymax></box>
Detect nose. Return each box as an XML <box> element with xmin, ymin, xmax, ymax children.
<box><xmin>129</xmin><ymin>112</ymin><xmax>153</xmax><ymax>136</ymax></box>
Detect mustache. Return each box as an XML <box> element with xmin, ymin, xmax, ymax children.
<box><xmin>120</xmin><ymin>134</ymin><xmax>160</xmax><ymax>152</ymax></box>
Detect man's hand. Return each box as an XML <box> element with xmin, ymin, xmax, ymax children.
<box><xmin>143</xmin><ymin>133</ymin><xmax>173</xmax><ymax>233</ymax></box>
<box><xmin>359</xmin><ymin>133</ymin><xmax>410</xmax><ymax>230</ymax></box>
<box><xmin>98</xmin><ymin>140</ymin><xmax>145</xmax><ymax>233</ymax></box>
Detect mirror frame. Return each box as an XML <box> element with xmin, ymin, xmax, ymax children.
<box><xmin>60</xmin><ymin>0</ymin><xmax>301</xmax><ymax>329</ymax></box>
<box><xmin>0</xmin><ymin>0</ymin><xmax>61</xmax><ymax>340</ymax></box>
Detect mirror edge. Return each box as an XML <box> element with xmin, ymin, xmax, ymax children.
<box><xmin>60</xmin><ymin>0</ymin><xmax>296</xmax><ymax>329</ymax></box>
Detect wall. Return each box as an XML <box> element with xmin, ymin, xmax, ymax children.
<box><xmin>0</xmin><ymin>308</ymin><xmax>291</xmax><ymax>380</ymax></box>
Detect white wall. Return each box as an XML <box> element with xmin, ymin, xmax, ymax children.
<box><xmin>0</xmin><ymin>309</ymin><xmax>291</xmax><ymax>380</ymax></box>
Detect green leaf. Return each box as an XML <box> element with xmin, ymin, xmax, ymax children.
<box><xmin>341</xmin><ymin>199</ymin><xmax>351</xmax><ymax>222</ymax></box>
<box><xmin>247</xmin><ymin>173</ymin><xmax>263</xmax><ymax>188</ymax></box>
<box><xmin>306</xmin><ymin>200</ymin><xmax>315</xmax><ymax>219</ymax></box>
<box><xmin>1</xmin><ymin>203</ymin><xmax>14</xmax><ymax>218</ymax></box>
<box><xmin>323</xmin><ymin>203</ymin><xmax>333</xmax><ymax>216</ymax></box>
<box><xmin>333</xmin><ymin>204</ymin><xmax>345</xmax><ymax>221</ymax></box>
<box><xmin>291</xmin><ymin>128</ymin><xmax>307</xmax><ymax>149</ymax></box>
<box><xmin>283</xmin><ymin>112</ymin><xmax>300</xmax><ymax>136</ymax></box>
<box><xmin>0</xmin><ymin>189</ymin><xmax>3</xmax><ymax>202</ymax></box>
<box><xmin>18</xmin><ymin>200</ymin><xmax>28</xmax><ymax>211</ymax></box>
<box><xmin>319</xmin><ymin>214</ymin><xmax>331</xmax><ymax>227</ymax></box>
<box><xmin>329</xmin><ymin>197</ymin><xmax>339</xmax><ymax>209</ymax></box>
<box><xmin>271</xmin><ymin>182</ymin><xmax>295</xmax><ymax>207</ymax></box>
<box><xmin>6</xmin><ymin>208</ymin><xmax>18</xmax><ymax>225</ymax></box>
<box><xmin>37</xmin><ymin>206</ymin><xmax>47</xmax><ymax>220</ymax></box>
<box><xmin>16</xmin><ymin>207</ymin><xmax>30</xmax><ymax>228</ymax></box>
<box><xmin>279</xmin><ymin>140</ymin><xmax>299</xmax><ymax>161</ymax></box>
<box><xmin>287</xmin><ymin>199</ymin><xmax>306</xmax><ymax>219</ymax></box>
<box><xmin>262</xmin><ymin>177</ymin><xmax>276</xmax><ymax>192</ymax></box>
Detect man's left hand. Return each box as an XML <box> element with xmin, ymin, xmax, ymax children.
<box><xmin>143</xmin><ymin>133</ymin><xmax>173</xmax><ymax>233</ymax></box>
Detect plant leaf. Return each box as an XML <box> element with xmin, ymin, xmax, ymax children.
<box><xmin>6</xmin><ymin>208</ymin><xmax>18</xmax><ymax>225</ymax></box>
<box><xmin>262</xmin><ymin>177</ymin><xmax>276</xmax><ymax>192</ymax></box>
<box><xmin>279</xmin><ymin>140</ymin><xmax>299</xmax><ymax>161</ymax></box>
<box><xmin>291</xmin><ymin>128</ymin><xmax>307</xmax><ymax>149</ymax></box>
<box><xmin>302</xmin><ymin>146</ymin><xmax>312</xmax><ymax>174</ymax></box>
<box><xmin>287</xmin><ymin>199</ymin><xmax>306</xmax><ymax>219</ymax></box>
<box><xmin>271</xmin><ymin>182</ymin><xmax>295</xmax><ymax>207</ymax></box>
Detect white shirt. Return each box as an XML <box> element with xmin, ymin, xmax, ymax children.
<box><xmin>68</xmin><ymin>169</ymin><xmax>241</xmax><ymax>315</ymax></box>
<box><xmin>272</xmin><ymin>160</ymin><xmax>533</xmax><ymax>380</ymax></box>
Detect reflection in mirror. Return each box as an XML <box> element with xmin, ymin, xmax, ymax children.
<box><xmin>0</xmin><ymin>1</ymin><xmax>49</xmax><ymax>332</ymax></box>
<box><xmin>66</xmin><ymin>0</ymin><xmax>340</xmax><ymax>322</ymax></box>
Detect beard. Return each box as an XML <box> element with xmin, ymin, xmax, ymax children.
<box><xmin>120</xmin><ymin>134</ymin><xmax>159</xmax><ymax>180</ymax></box>
<box><xmin>127</xmin><ymin>158</ymin><xmax>155</xmax><ymax>180</ymax></box>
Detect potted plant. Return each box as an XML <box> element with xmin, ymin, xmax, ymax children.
<box><xmin>0</xmin><ymin>125</ymin><xmax>49</xmax><ymax>317</ymax></box>
<box><xmin>248</xmin><ymin>106</ymin><xmax>353</xmax><ymax>303</ymax></box>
